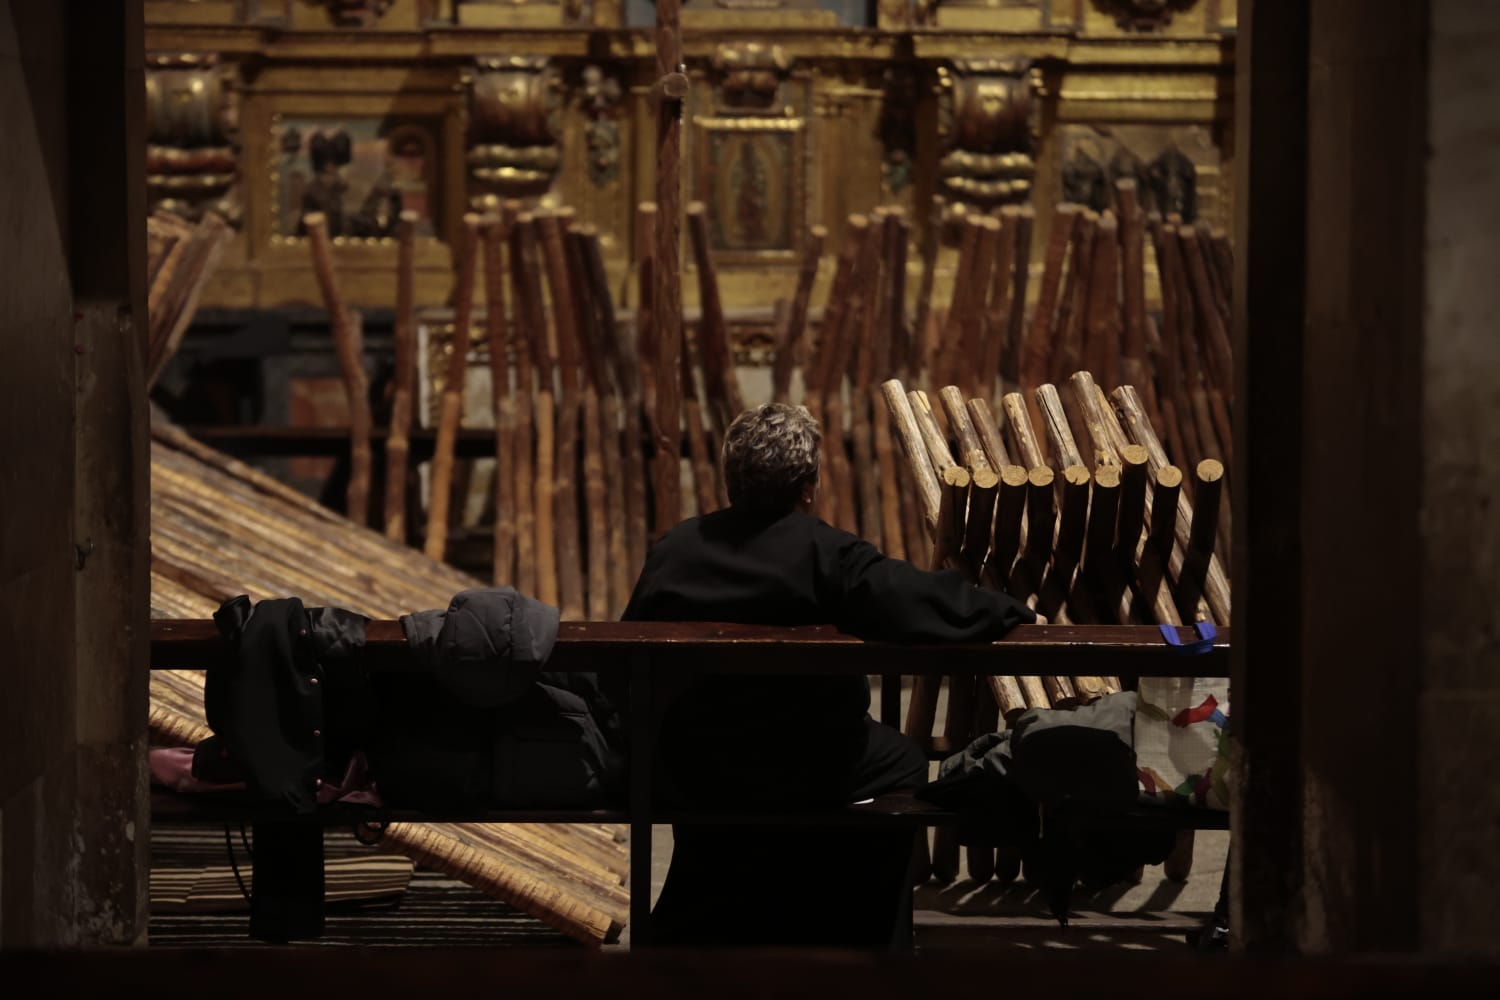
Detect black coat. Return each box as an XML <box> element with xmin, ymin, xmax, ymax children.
<box><xmin>622</xmin><ymin>506</ymin><xmax>1035</xmax><ymax>803</ymax></box>
<box><xmin>200</xmin><ymin>589</ymin><xmax>624</xmax><ymax>813</ymax></box>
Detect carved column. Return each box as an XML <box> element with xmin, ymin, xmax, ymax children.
<box><xmin>145</xmin><ymin>53</ymin><xmax>239</xmax><ymax>222</ymax></box>
<box><xmin>466</xmin><ymin>56</ymin><xmax>563</xmax><ymax>208</ymax></box>
<box><xmin>935</xmin><ymin>58</ymin><xmax>1040</xmax><ymax>217</ymax></box>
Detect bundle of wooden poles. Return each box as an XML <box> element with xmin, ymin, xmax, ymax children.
<box><xmin>770</xmin><ymin>178</ymin><xmax>1235</xmax><ymax>569</ymax></box>
<box><xmin>766</xmin><ymin>181</ymin><xmax>1235</xmax><ymax>885</ymax></box>
<box><xmin>303</xmin><ymin>197</ymin><xmax>744</xmax><ymax>622</ymax></box>
<box><xmin>146</xmin><ymin>209</ymin><xmax>231</xmax><ymax>388</ymax></box>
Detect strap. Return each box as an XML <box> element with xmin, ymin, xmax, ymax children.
<box><xmin>1158</xmin><ymin>621</ymin><xmax>1218</xmax><ymax>656</ymax></box>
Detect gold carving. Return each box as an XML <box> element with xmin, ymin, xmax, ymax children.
<box><xmin>146</xmin><ymin>52</ymin><xmax>240</xmax><ymax>224</ymax></box>
<box><xmin>711</xmin><ymin>43</ymin><xmax>793</xmax><ymax>113</ymax></box>
<box><xmin>309</xmin><ymin>0</ymin><xmax>393</xmax><ymax>27</ymax></box>
<box><xmin>581</xmin><ymin>65</ymin><xmax>624</xmax><ymax>187</ymax></box>
<box><xmin>466</xmin><ymin>56</ymin><xmax>563</xmax><ymax>203</ymax></box>
<box><xmin>879</xmin><ymin>68</ymin><xmax>917</xmax><ymax>196</ymax></box>
<box><xmin>1092</xmin><ymin>0</ymin><xmax>1197</xmax><ymax>31</ymax></box>
<box><xmin>936</xmin><ymin>58</ymin><xmax>1040</xmax><ymax>213</ymax></box>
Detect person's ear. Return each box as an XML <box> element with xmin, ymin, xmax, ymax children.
<box><xmin>799</xmin><ymin>480</ymin><xmax>818</xmax><ymax>511</ymax></box>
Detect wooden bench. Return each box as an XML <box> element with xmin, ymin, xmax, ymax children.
<box><xmin>150</xmin><ymin>619</ymin><xmax>1230</xmax><ymax>945</ymax></box>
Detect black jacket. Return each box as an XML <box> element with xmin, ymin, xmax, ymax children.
<box><xmin>200</xmin><ymin>589</ymin><xmax>624</xmax><ymax>813</ymax></box>
<box><xmin>622</xmin><ymin>507</ymin><xmax>1035</xmax><ymax>802</ymax></box>
<box><xmin>204</xmin><ymin>595</ymin><xmax>373</xmax><ymax>814</ymax></box>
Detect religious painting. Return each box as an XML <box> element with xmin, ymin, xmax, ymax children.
<box><xmin>273</xmin><ymin>116</ymin><xmax>440</xmax><ymax>241</ymax></box>
<box><xmin>694</xmin><ymin>118</ymin><xmax>806</xmax><ymax>261</ymax></box>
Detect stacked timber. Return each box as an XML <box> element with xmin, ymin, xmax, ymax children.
<box><xmin>146</xmin><ymin>209</ymin><xmax>231</xmax><ymax>388</ymax></box>
<box><xmin>148</xmin><ymin>420</ymin><xmax>630</xmax><ymax>946</ymax></box>
<box><xmin>290</xmin><ymin>185</ymin><xmax>1231</xmax><ymax>628</ymax></box>
<box><xmin>882</xmin><ymin>374</ymin><xmax>1228</xmax><ymax>885</ymax></box>
<box><xmin>365</xmin><ymin>203</ymin><xmax>738</xmax><ymax>621</ymax></box>
<box><xmin>768</xmin><ymin>190</ymin><xmax>1234</xmax><ymax>886</ymax></box>
<box><xmin>773</xmin><ymin>186</ymin><xmax>1234</xmax><ymax>558</ymax></box>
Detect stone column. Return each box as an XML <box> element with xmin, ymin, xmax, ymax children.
<box><xmin>0</xmin><ymin>0</ymin><xmax>149</xmax><ymax>946</ymax></box>
<box><xmin>1236</xmin><ymin>0</ymin><xmax>1500</xmax><ymax>957</ymax></box>
<box><xmin>1418</xmin><ymin>0</ymin><xmax>1500</xmax><ymax>956</ymax></box>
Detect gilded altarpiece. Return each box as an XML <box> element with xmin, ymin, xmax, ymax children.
<box><xmin>146</xmin><ymin>0</ymin><xmax>1236</xmax><ymax>325</ymax></box>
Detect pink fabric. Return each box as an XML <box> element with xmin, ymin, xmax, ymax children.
<box><xmin>150</xmin><ymin>746</ymin><xmax>246</xmax><ymax>794</ymax></box>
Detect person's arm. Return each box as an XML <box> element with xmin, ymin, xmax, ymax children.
<box><xmin>821</xmin><ymin>526</ymin><xmax>1036</xmax><ymax>642</ymax></box>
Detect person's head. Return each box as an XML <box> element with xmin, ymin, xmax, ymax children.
<box><xmin>721</xmin><ymin>403</ymin><xmax>821</xmax><ymax>513</ymax></box>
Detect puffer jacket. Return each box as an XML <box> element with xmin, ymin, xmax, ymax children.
<box><xmin>371</xmin><ymin>587</ymin><xmax>625</xmax><ymax>810</ymax></box>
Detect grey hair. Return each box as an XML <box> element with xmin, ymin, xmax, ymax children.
<box><xmin>721</xmin><ymin>403</ymin><xmax>822</xmax><ymax>511</ymax></box>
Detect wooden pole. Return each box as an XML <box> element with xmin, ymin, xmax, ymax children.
<box><xmin>1110</xmin><ymin>385</ymin><xmax>1231</xmax><ymax>623</ymax></box>
<box><xmin>636</xmin><ymin>202</ymin><xmax>658</xmax><ymax>442</ymax></box>
<box><xmin>653</xmin><ymin>1</ymin><xmax>686</xmax><ymax>537</ymax></box>
<box><xmin>1176</xmin><ymin>458</ymin><xmax>1224</xmax><ymax>623</ymax></box>
<box><xmin>984</xmin><ymin>463</ymin><xmax>1029</xmax><ymax>593</ymax></box>
<box><xmin>911</xmin><ymin>194</ymin><xmax>943</xmax><ymax>379</ymax></box>
<box><xmin>983</xmin><ymin>208</ymin><xmax>1016</xmax><ymax>392</ymax></box>
<box><xmin>539</xmin><ymin>212</ymin><xmax>585</xmax><ymax>621</ymax></box>
<box><xmin>1052</xmin><ymin>210</ymin><xmax>1097</xmax><ymax>388</ymax></box>
<box><xmin>682</xmin><ymin>345</ymin><xmax>718</xmax><ymax>517</ymax></box>
<box><xmin>960</xmin><ymin>217</ymin><xmax>1001</xmax><ymax>398</ymax></box>
<box><xmin>880</xmin><ymin>379</ymin><xmax>941</xmax><ymax>531</ymax></box>
<box><xmin>1006</xmin><ymin>465</ymin><xmax>1055</xmax><ymax>604</ymax></box>
<box><xmin>909</xmin><ymin>389</ymin><xmax>958</xmax><ymax>478</ymax></box>
<box><xmin>1178</xmin><ymin>224</ymin><xmax>1234</xmax><ymax>396</ymax></box>
<box><xmin>423</xmin><ymin>212</ymin><xmax>481</xmax><ymax>561</ymax></box>
<box><xmin>304</xmin><ymin>212</ymin><xmax>372</xmax><ymax>528</ymax></box>
<box><xmin>1022</xmin><ymin>203</ymin><xmax>1079</xmax><ymax>390</ymax></box>
<box><xmin>851</xmin><ymin>217</ymin><xmax>888</xmax><ymax>545</ymax></box>
<box><xmin>1002</xmin><ymin>206</ymin><xmax>1034</xmax><ymax>391</ymax></box>
<box><xmin>772</xmin><ymin>224</ymin><xmax>826</xmax><ymax>403</ymax></box>
<box><xmin>1083</xmin><ymin>212</ymin><xmax>1121</xmax><ymax>390</ymax></box>
<box><xmin>1068</xmin><ymin>369</ymin><xmax>1122</xmax><ymax>469</ymax></box>
<box><xmin>884</xmin><ymin>209</ymin><xmax>910</xmax><ymax>378</ymax></box>
<box><xmin>384</xmin><ymin>210</ymin><xmax>419</xmax><ymax>543</ymax></box>
<box><xmin>503</xmin><ymin>204</ymin><xmax>537</xmax><ymax>598</ymax></box>
<box><xmin>516</xmin><ymin>217</ymin><xmax>558</xmax><ymax>606</ymax></box>
<box><xmin>686</xmin><ymin>201</ymin><xmax>743</xmax><ymax>431</ymax></box>
<box><xmin>482</xmin><ymin>214</ymin><xmax>515</xmax><ymax>586</ymax></box>
<box><xmin>966</xmin><ymin>396</ymin><xmax>1012</xmax><ymax>469</ymax></box>
<box><xmin>941</xmin><ymin>387</ymin><xmax>995</xmax><ymax>579</ymax></box>
<box><xmin>937</xmin><ymin>216</ymin><xmax>981</xmax><ymax>391</ymax></box>
<box><xmin>1000</xmin><ymin>391</ymin><xmax>1046</xmax><ymax>471</ymax></box>
<box><xmin>1036</xmin><ymin>383</ymin><xmax>1084</xmax><ymax>470</ymax></box>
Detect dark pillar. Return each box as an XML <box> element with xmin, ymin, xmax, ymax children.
<box><xmin>1235</xmin><ymin>0</ymin><xmax>1428</xmax><ymax>954</ymax></box>
<box><xmin>1230</xmin><ymin>0</ymin><xmax>1310</xmax><ymax>954</ymax></box>
<box><xmin>0</xmin><ymin>0</ymin><xmax>149</xmax><ymax>946</ymax></box>
<box><xmin>1418</xmin><ymin>0</ymin><xmax>1500</xmax><ymax>956</ymax></box>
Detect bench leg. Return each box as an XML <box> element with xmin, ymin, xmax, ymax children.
<box><xmin>1163</xmin><ymin>827</ymin><xmax>1196</xmax><ymax>883</ymax></box>
<box><xmin>249</xmin><ymin>822</ymin><xmax>325</xmax><ymax>943</ymax></box>
<box><xmin>628</xmin><ymin>652</ymin><xmax>654</xmax><ymax>947</ymax></box>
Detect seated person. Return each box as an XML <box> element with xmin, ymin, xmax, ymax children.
<box><xmin>623</xmin><ymin>402</ymin><xmax>1035</xmax><ymax>948</ymax></box>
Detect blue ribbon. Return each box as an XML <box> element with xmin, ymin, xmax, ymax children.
<box><xmin>1158</xmin><ymin>621</ymin><xmax>1218</xmax><ymax>655</ymax></box>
